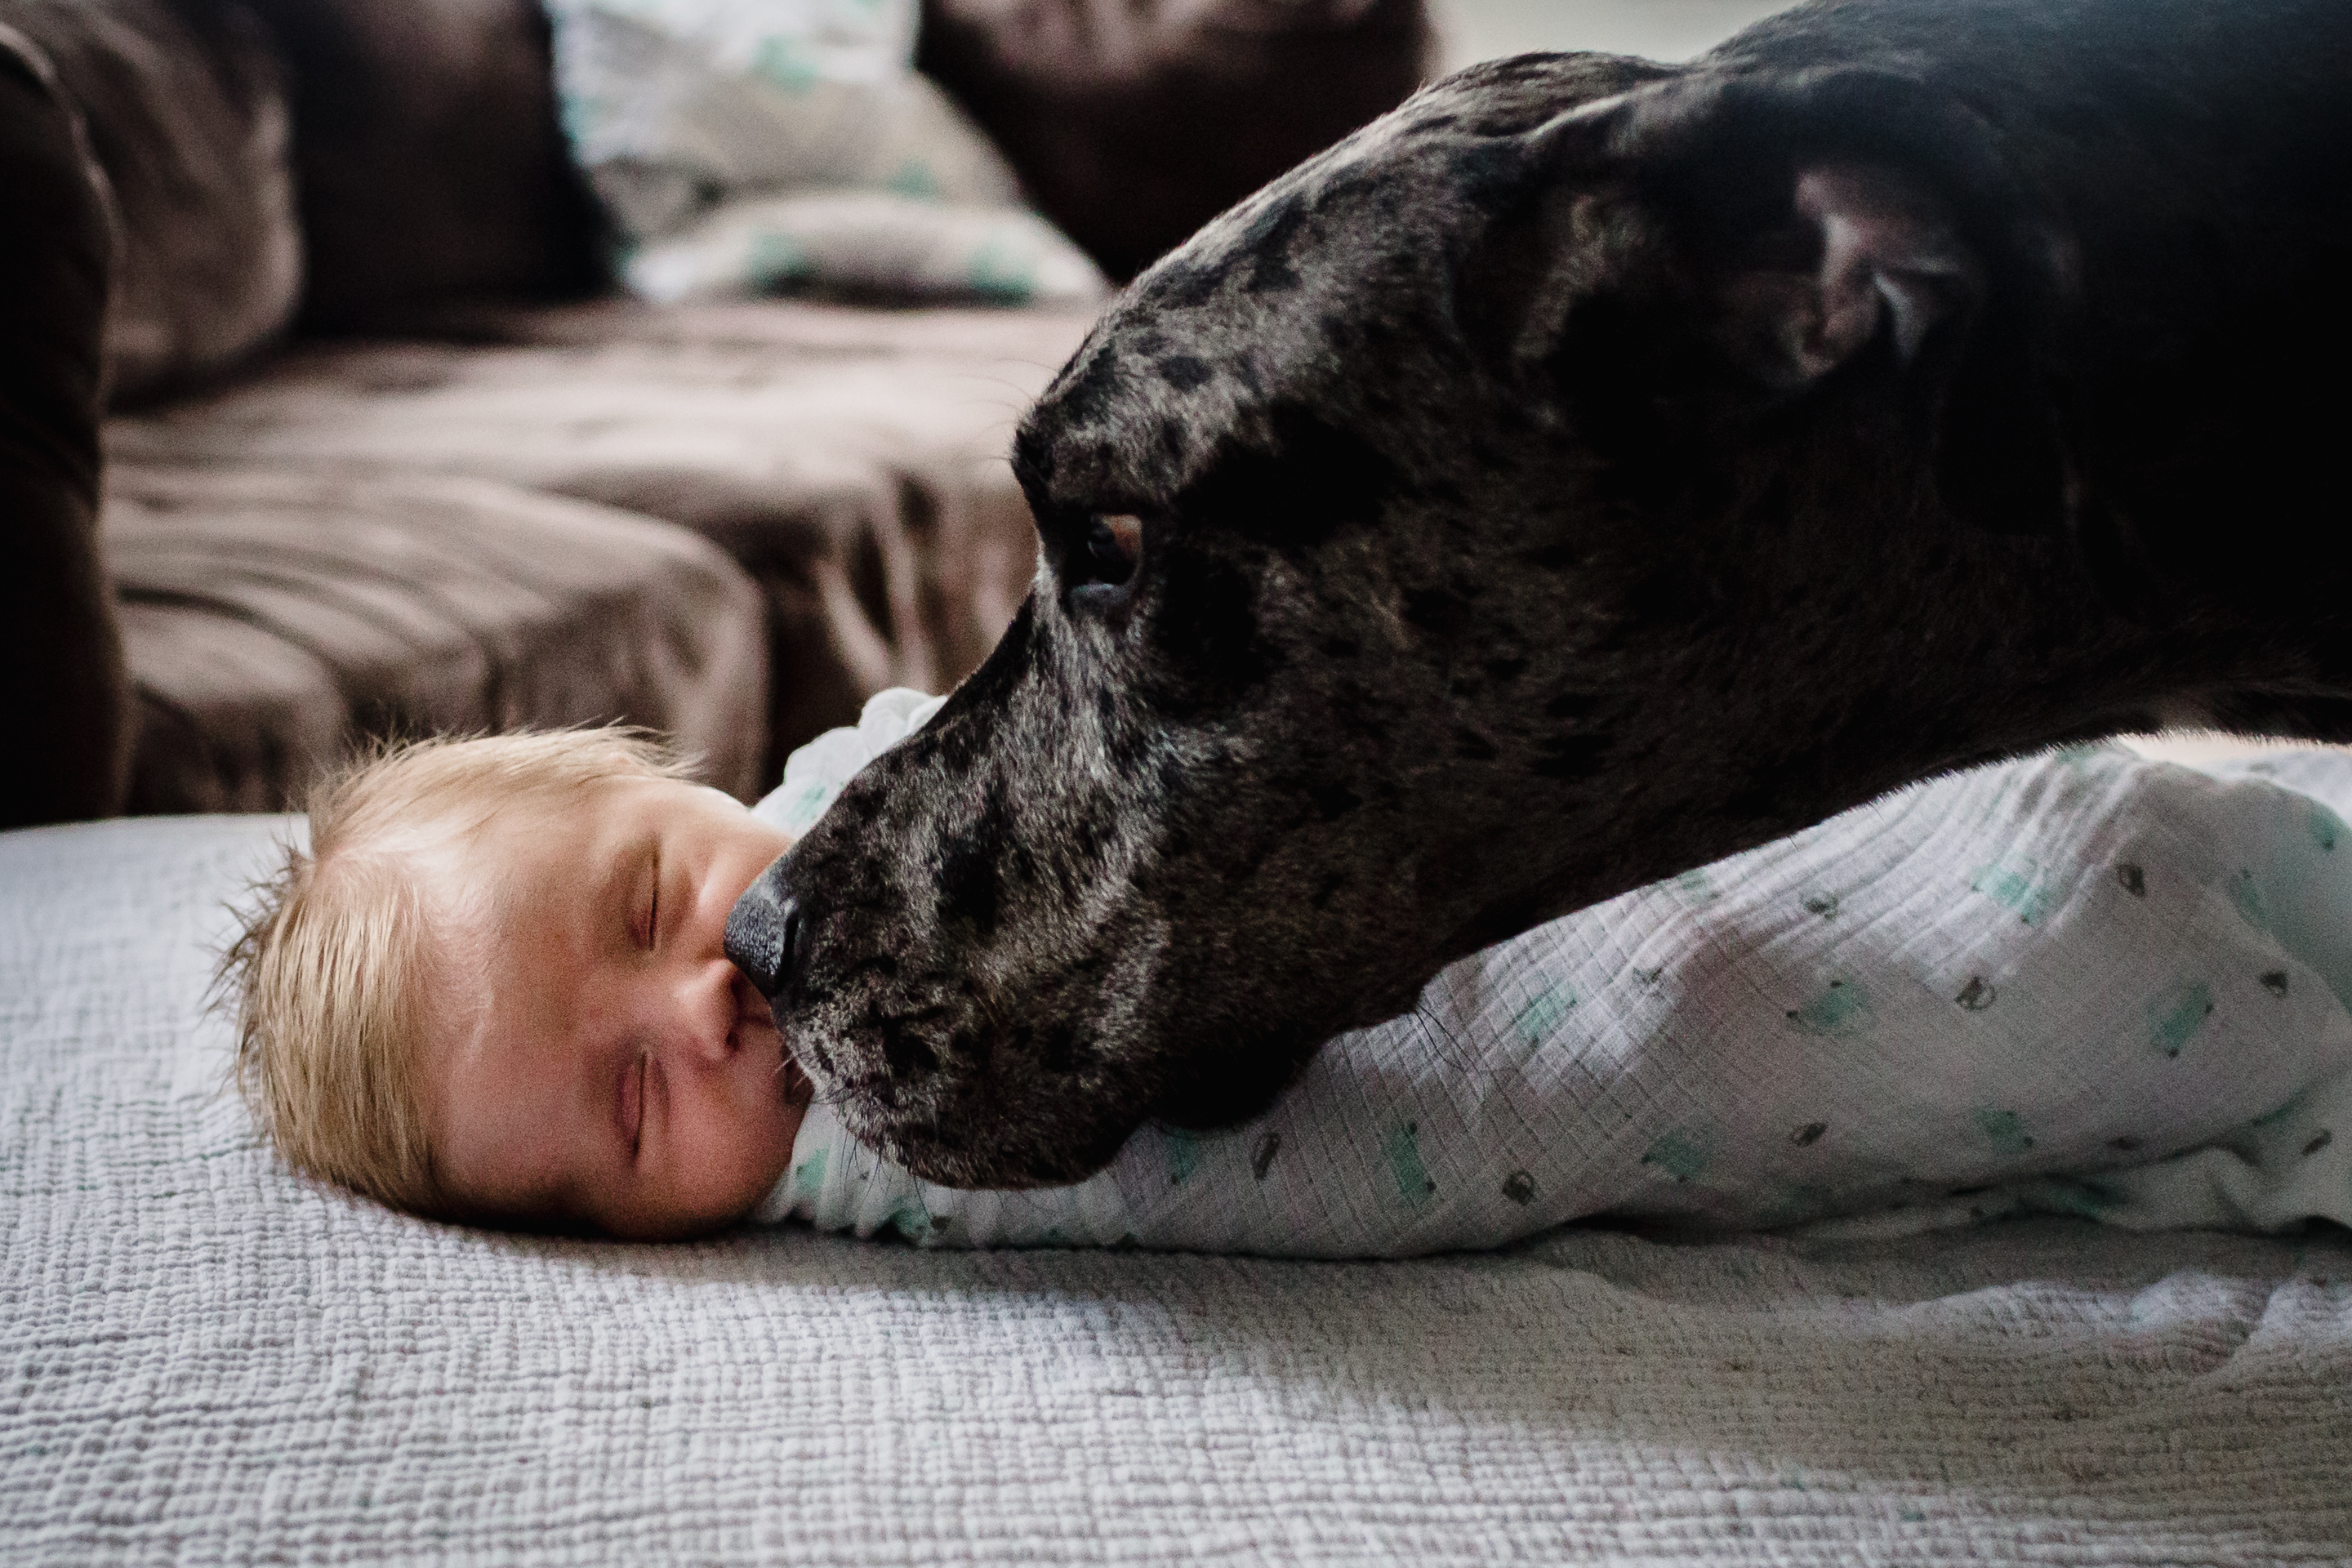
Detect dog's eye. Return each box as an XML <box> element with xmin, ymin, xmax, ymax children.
<box><xmin>1074</xmin><ymin>513</ymin><xmax>1142</xmax><ymax>589</ymax></box>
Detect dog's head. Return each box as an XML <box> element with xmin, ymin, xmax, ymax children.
<box><xmin>733</xmin><ymin>55</ymin><xmax>2123</xmax><ymax>1187</ymax></box>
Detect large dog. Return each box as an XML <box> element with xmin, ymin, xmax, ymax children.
<box><xmin>729</xmin><ymin>0</ymin><xmax>2352</xmax><ymax>1189</ymax></box>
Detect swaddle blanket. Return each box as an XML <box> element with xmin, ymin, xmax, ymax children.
<box><xmin>546</xmin><ymin>0</ymin><xmax>1107</xmax><ymax>305</ymax></box>
<box><xmin>753</xmin><ymin>692</ymin><xmax>2352</xmax><ymax>1257</ymax></box>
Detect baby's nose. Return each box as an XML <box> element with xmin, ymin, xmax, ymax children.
<box><xmin>672</xmin><ymin>960</ymin><xmax>746</xmax><ymax>1064</ymax></box>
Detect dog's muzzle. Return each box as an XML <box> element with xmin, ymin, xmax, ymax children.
<box><xmin>724</xmin><ymin>855</ymin><xmax>804</xmax><ymax>1004</ymax></box>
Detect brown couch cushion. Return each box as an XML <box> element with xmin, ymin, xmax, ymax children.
<box><xmin>106</xmin><ymin>465</ymin><xmax>768</xmax><ymax>813</ymax></box>
<box><xmin>233</xmin><ymin>0</ymin><xmax>603</xmax><ymax>331</ymax></box>
<box><xmin>916</xmin><ymin>0</ymin><xmax>1436</xmax><ymax>279</ymax></box>
<box><xmin>106</xmin><ymin>299</ymin><xmax>1095</xmax><ymax>780</ymax></box>
<box><xmin>8</xmin><ymin>0</ymin><xmax>304</xmax><ymax>403</ymax></box>
<box><xmin>0</xmin><ymin>33</ymin><xmax>127</xmax><ymax>827</ymax></box>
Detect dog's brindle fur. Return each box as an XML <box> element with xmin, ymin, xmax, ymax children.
<box><xmin>733</xmin><ymin>0</ymin><xmax>2352</xmax><ymax>1188</ymax></box>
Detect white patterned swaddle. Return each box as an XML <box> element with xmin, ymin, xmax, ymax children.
<box><xmin>751</xmin><ymin>692</ymin><xmax>2352</xmax><ymax>1256</ymax></box>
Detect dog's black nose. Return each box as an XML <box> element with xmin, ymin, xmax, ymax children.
<box><xmin>725</xmin><ymin>856</ymin><xmax>804</xmax><ymax>1000</ymax></box>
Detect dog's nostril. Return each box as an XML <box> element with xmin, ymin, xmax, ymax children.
<box><xmin>725</xmin><ymin>860</ymin><xmax>803</xmax><ymax>1000</ymax></box>
<box><xmin>878</xmin><ymin>1023</ymin><xmax>942</xmax><ymax>1079</ymax></box>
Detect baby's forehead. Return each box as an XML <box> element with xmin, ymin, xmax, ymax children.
<box><xmin>417</xmin><ymin>777</ymin><xmax>671</xmax><ymax>969</ymax></box>
<box><xmin>398</xmin><ymin>777</ymin><xmax>635</xmax><ymax>895</ymax></box>
<box><xmin>368</xmin><ymin>807</ymin><xmax>573</xmax><ymax>1003</ymax></box>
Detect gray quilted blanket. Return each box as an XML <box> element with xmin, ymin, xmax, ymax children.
<box><xmin>3</xmin><ymin>814</ymin><xmax>2349</xmax><ymax>1563</ymax></box>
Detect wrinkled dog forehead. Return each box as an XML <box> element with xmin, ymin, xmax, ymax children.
<box><xmin>1018</xmin><ymin>54</ymin><xmax>1664</xmax><ymax>511</ymax></box>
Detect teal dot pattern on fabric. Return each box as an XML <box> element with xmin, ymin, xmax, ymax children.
<box><xmin>887</xmin><ymin>159</ymin><xmax>941</xmax><ymax>202</ymax></box>
<box><xmin>559</xmin><ymin>87</ymin><xmax>610</xmax><ymax>149</ymax></box>
<box><xmin>1512</xmin><ymin>982</ymin><xmax>1575</xmax><ymax>1045</ymax></box>
<box><xmin>1162</xmin><ymin>1129</ymin><xmax>1203</xmax><ymax>1187</ymax></box>
<box><xmin>1641</xmin><ymin>1129</ymin><xmax>1715</xmax><ymax>1183</ymax></box>
<box><xmin>1784</xmin><ymin>979</ymin><xmax>1873</xmax><ymax>1040</ymax></box>
<box><xmin>748</xmin><ymin>34</ymin><xmax>821</xmax><ymax>94</ymax></box>
<box><xmin>962</xmin><ymin>234</ymin><xmax>1036</xmax><ymax>305</ymax></box>
<box><xmin>781</xmin><ymin>781</ymin><xmax>837</xmax><ymax>833</ymax></box>
<box><xmin>2147</xmin><ymin>979</ymin><xmax>2216</xmax><ymax>1057</ymax></box>
<box><xmin>2311</xmin><ymin>802</ymin><xmax>2345</xmax><ymax>853</ymax></box>
<box><xmin>2230</xmin><ymin>867</ymin><xmax>2270</xmax><ymax>932</ymax></box>
<box><xmin>747</xmin><ymin>231</ymin><xmax>814</xmax><ymax>291</ymax></box>
<box><xmin>792</xmin><ymin>1148</ymin><xmax>827</xmax><ymax>1197</ymax></box>
<box><xmin>1972</xmin><ymin>1108</ymin><xmax>2035</xmax><ymax>1156</ymax></box>
<box><xmin>1970</xmin><ymin>856</ymin><xmax>2055</xmax><ymax>924</ymax></box>
<box><xmin>1383</xmin><ymin>1122</ymin><xmax>1437</xmax><ymax>1205</ymax></box>
<box><xmin>2250</xmin><ymin>1096</ymin><xmax>2301</xmax><ymax>1129</ymax></box>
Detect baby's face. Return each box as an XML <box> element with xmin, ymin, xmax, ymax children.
<box><xmin>420</xmin><ymin>776</ymin><xmax>803</xmax><ymax>1240</ymax></box>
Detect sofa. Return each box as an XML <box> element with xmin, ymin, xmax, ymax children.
<box><xmin>0</xmin><ymin>0</ymin><xmax>1434</xmax><ymax>826</ymax></box>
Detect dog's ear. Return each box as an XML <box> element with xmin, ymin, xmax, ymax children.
<box><xmin>1526</xmin><ymin>69</ymin><xmax>2010</xmax><ymax>390</ymax></box>
<box><xmin>1708</xmin><ymin>160</ymin><xmax>1980</xmax><ymax>392</ymax></box>
<box><xmin>1502</xmin><ymin>68</ymin><xmax>2075</xmax><ymax>536</ymax></box>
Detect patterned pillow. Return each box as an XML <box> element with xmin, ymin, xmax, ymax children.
<box><xmin>547</xmin><ymin>0</ymin><xmax>1106</xmax><ymax>305</ymax></box>
<box><xmin>622</xmin><ymin>188</ymin><xmax>1107</xmax><ymax>305</ymax></box>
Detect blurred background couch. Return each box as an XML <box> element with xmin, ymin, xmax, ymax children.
<box><xmin>0</xmin><ymin>0</ymin><xmax>1438</xmax><ymax>827</ymax></box>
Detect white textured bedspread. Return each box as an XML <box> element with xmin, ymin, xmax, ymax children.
<box><xmin>4</xmin><ymin>815</ymin><xmax>2350</xmax><ymax>1564</ymax></box>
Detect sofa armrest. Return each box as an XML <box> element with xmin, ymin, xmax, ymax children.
<box><xmin>0</xmin><ymin>36</ymin><xmax>127</xmax><ymax>825</ymax></box>
<box><xmin>19</xmin><ymin>0</ymin><xmax>304</xmax><ymax>405</ymax></box>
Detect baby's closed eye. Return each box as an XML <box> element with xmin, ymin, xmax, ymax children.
<box><xmin>635</xmin><ymin>844</ymin><xmax>661</xmax><ymax>950</ymax></box>
<box><xmin>620</xmin><ymin>1054</ymin><xmax>647</xmax><ymax>1156</ymax></box>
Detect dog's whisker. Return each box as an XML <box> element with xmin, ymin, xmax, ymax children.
<box><xmin>1412</xmin><ymin>996</ymin><xmax>1476</xmax><ymax>1076</ymax></box>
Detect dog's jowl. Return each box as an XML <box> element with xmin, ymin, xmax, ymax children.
<box><xmin>731</xmin><ymin>0</ymin><xmax>2352</xmax><ymax>1188</ymax></box>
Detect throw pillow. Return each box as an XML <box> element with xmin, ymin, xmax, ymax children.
<box><xmin>548</xmin><ymin>0</ymin><xmax>1106</xmax><ymax>305</ymax></box>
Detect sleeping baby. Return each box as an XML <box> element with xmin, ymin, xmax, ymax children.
<box><xmin>227</xmin><ymin>693</ymin><xmax>2352</xmax><ymax>1254</ymax></box>
<box><xmin>225</xmin><ymin>728</ymin><xmax>808</xmax><ymax>1241</ymax></box>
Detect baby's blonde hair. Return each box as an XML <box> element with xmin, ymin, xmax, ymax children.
<box><xmin>221</xmin><ymin>728</ymin><xmax>698</xmax><ymax>1217</ymax></box>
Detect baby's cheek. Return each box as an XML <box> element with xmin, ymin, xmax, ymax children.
<box><xmin>719</xmin><ymin>1079</ymin><xmax>801</xmax><ymax>1201</ymax></box>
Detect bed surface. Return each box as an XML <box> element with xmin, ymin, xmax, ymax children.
<box><xmin>4</xmin><ymin>814</ymin><xmax>2349</xmax><ymax>1563</ymax></box>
